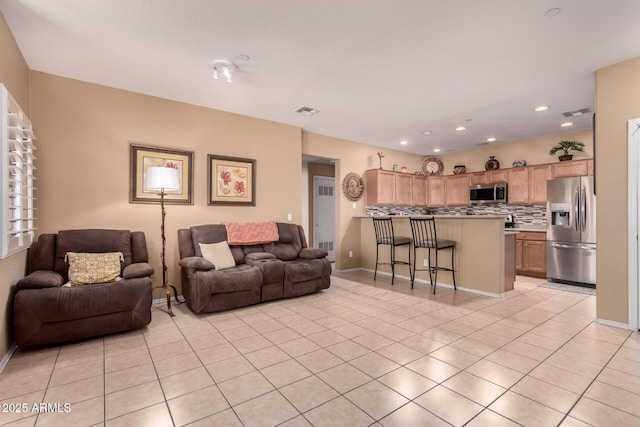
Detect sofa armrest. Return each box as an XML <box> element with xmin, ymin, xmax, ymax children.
<box><xmin>245</xmin><ymin>252</ymin><xmax>277</xmax><ymax>262</ymax></box>
<box><xmin>179</xmin><ymin>256</ymin><xmax>215</xmax><ymax>271</ymax></box>
<box><xmin>16</xmin><ymin>270</ymin><xmax>64</xmax><ymax>289</ymax></box>
<box><xmin>122</xmin><ymin>262</ymin><xmax>154</xmax><ymax>279</ymax></box>
<box><xmin>298</xmin><ymin>248</ymin><xmax>328</xmax><ymax>259</ymax></box>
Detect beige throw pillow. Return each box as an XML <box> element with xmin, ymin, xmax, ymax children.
<box><xmin>66</xmin><ymin>252</ymin><xmax>123</xmax><ymax>285</ymax></box>
<box><xmin>199</xmin><ymin>241</ymin><xmax>236</xmax><ymax>270</ymax></box>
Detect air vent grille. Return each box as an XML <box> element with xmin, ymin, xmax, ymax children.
<box><xmin>562</xmin><ymin>107</ymin><xmax>592</xmax><ymax>117</ymax></box>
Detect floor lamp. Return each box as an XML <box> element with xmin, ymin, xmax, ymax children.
<box><xmin>145</xmin><ymin>166</ymin><xmax>181</xmax><ymax>317</ymax></box>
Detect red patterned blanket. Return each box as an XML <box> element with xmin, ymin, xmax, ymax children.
<box><xmin>223</xmin><ymin>221</ymin><xmax>280</xmax><ymax>245</ymax></box>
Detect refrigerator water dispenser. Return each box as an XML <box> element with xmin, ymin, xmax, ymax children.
<box><xmin>550</xmin><ymin>203</ymin><xmax>570</xmax><ymax>226</ymax></box>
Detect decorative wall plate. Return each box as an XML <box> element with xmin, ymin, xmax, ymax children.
<box><xmin>485</xmin><ymin>156</ymin><xmax>500</xmax><ymax>170</ymax></box>
<box><xmin>421</xmin><ymin>156</ymin><xmax>444</xmax><ymax>176</ymax></box>
<box><xmin>342</xmin><ymin>172</ymin><xmax>365</xmax><ymax>201</ymax></box>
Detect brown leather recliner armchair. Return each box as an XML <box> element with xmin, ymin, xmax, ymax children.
<box><xmin>14</xmin><ymin>229</ymin><xmax>154</xmax><ymax>347</ymax></box>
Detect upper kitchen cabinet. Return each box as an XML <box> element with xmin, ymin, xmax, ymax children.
<box><xmin>528</xmin><ymin>164</ymin><xmax>552</xmax><ymax>204</ymax></box>
<box><xmin>364</xmin><ymin>169</ymin><xmax>428</xmax><ymax>207</ymax></box>
<box><xmin>412</xmin><ymin>175</ymin><xmax>428</xmax><ymax>206</ymax></box>
<box><xmin>508</xmin><ymin>165</ymin><xmax>551</xmax><ymax>205</ymax></box>
<box><xmin>552</xmin><ymin>159</ymin><xmax>592</xmax><ymax>178</ymax></box>
<box><xmin>364</xmin><ymin>169</ymin><xmax>395</xmax><ymax>205</ymax></box>
<box><xmin>469</xmin><ymin>170</ymin><xmax>507</xmax><ymax>185</ymax></box>
<box><xmin>508</xmin><ymin>167</ymin><xmax>529</xmax><ymax>204</ymax></box>
<box><xmin>487</xmin><ymin>169</ymin><xmax>508</xmax><ymax>183</ymax></box>
<box><xmin>427</xmin><ymin>176</ymin><xmax>446</xmax><ymax>207</ymax></box>
<box><xmin>469</xmin><ymin>172</ymin><xmax>487</xmax><ymax>185</ymax></box>
<box><xmin>445</xmin><ymin>174</ymin><xmax>470</xmax><ymax>206</ymax></box>
<box><xmin>395</xmin><ymin>172</ymin><xmax>413</xmax><ymax>206</ymax></box>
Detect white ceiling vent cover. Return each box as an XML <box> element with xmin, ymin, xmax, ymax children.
<box><xmin>562</xmin><ymin>107</ymin><xmax>592</xmax><ymax>117</ymax></box>
<box><xmin>294</xmin><ymin>106</ymin><xmax>319</xmax><ymax>116</ymax></box>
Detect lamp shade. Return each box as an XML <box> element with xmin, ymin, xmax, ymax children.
<box><xmin>144</xmin><ymin>167</ymin><xmax>181</xmax><ymax>193</ymax></box>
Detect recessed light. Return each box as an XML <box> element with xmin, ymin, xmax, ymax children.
<box><xmin>455</xmin><ymin>126</ymin><xmax>466</xmax><ymax>131</ymax></box>
<box><xmin>421</xmin><ymin>130</ymin><xmax>433</xmax><ymax>135</ymax></box>
<box><xmin>400</xmin><ymin>140</ymin><xmax>408</xmax><ymax>145</ymax></box>
<box><xmin>433</xmin><ymin>148</ymin><xmax>441</xmax><ymax>153</ymax></box>
<box><xmin>486</xmin><ymin>137</ymin><xmax>497</xmax><ymax>142</ymax></box>
<box><xmin>560</xmin><ymin>122</ymin><xmax>574</xmax><ymax>127</ymax></box>
<box><xmin>534</xmin><ymin>106</ymin><xmax>550</xmax><ymax>112</ymax></box>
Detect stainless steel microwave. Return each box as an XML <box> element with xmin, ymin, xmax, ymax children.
<box><xmin>469</xmin><ymin>182</ymin><xmax>507</xmax><ymax>204</ymax></box>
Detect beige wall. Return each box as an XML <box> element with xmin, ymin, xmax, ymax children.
<box><xmin>595</xmin><ymin>57</ymin><xmax>640</xmax><ymax>324</ymax></box>
<box><xmin>29</xmin><ymin>72</ymin><xmax>303</xmax><ymax>298</ymax></box>
<box><xmin>0</xmin><ymin>13</ymin><xmax>30</xmax><ymax>358</ymax></box>
<box><xmin>437</xmin><ymin>129</ymin><xmax>593</xmax><ymax>174</ymax></box>
<box><xmin>302</xmin><ymin>132</ymin><xmax>425</xmax><ymax>270</ymax></box>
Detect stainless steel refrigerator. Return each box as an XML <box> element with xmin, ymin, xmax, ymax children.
<box><xmin>546</xmin><ymin>176</ymin><xmax>596</xmax><ymax>287</ymax></box>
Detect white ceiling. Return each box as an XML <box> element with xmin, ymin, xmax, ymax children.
<box><xmin>2</xmin><ymin>0</ymin><xmax>639</xmax><ymax>155</ymax></box>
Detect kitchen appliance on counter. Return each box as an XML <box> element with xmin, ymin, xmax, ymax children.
<box><xmin>546</xmin><ymin>176</ymin><xmax>596</xmax><ymax>287</ymax></box>
<box><xmin>469</xmin><ymin>182</ymin><xmax>507</xmax><ymax>204</ymax></box>
<box><xmin>504</xmin><ymin>213</ymin><xmax>515</xmax><ymax>228</ymax></box>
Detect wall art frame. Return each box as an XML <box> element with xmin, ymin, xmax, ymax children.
<box><xmin>207</xmin><ymin>154</ymin><xmax>256</xmax><ymax>206</ymax></box>
<box><xmin>130</xmin><ymin>143</ymin><xmax>194</xmax><ymax>204</ymax></box>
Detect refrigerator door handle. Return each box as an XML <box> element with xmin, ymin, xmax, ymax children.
<box><xmin>581</xmin><ymin>186</ymin><xmax>587</xmax><ymax>232</ymax></box>
<box><xmin>550</xmin><ymin>242</ymin><xmax>596</xmax><ymax>250</ymax></box>
<box><xmin>574</xmin><ymin>188</ymin><xmax>580</xmax><ymax>232</ymax></box>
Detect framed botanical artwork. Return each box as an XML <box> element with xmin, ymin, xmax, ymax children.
<box><xmin>130</xmin><ymin>144</ymin><xmax>194</xmax><ymax>204</ymax></box>
<box><xmin>207</xmin><ymin>154</ymin><xmax>256</xmax><ymax>206</ymax></box>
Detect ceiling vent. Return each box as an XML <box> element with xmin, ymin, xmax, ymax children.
<box><xmin>562</xmin><ymin>107</ymin><xmax>592</xmax><ymax>117</ymax></box>
<box><xmin>294</xmin><ymin>106</ymin><xmax>319</xmax><ymax>116</ymax></box>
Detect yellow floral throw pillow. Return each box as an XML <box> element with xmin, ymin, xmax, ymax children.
<box><xmin>66</xmin><ymin>252</ymin><xmax>123</xmax><ymax>285</ymax></box>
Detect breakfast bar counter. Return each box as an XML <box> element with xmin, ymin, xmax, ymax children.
<box><xmin>355</xmin><ymin>215</ymin><xmax>513</xmax><ymax>296</ymax></box>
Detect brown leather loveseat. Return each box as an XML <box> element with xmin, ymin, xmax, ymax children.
<box><xmin>14</xmin><ymin>229</ymin><xmax>154</xmax><ymax>347</ymax></box>
<box><xmin>177</xmin><ymin>223</ymin><xmax>331</xmax><ymax>314</ymax></box>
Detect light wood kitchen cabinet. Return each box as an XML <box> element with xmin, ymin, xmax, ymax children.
<box><xmin>427</xmin><ymin>176</ymin><xmax>446</xmax><ymax>207</ymax></box>
<box><xmin>515</xmin><ymin>231</ymin><xmax>547</xmax><ymax>278</ymax></box>
<box><xmin>469</xmin><ymin>172</ymin><xmax>487</xmax><ymax>185</ymax></box>
<box><xmin>395</xmin><ymin>173</ymin><xmax>413</xmax><ymax>206</ymax></box>
<box><xmin>445</xmin><ymin>174</ymin><xmax>470</xmax><ymax>206</ymax></box>
<box><xmin>508</xmin><ymin>167</ymin><xmax>529</xmax><ymax>205</ymax></box>
<box><xmin>552</xmin><ymin>159</ymin><xmax>589</xmax><ymax>178</ymax></box>
<box><xmin>412</xmin><ymin>175</ymin><xmax>428</xmax><ymax>206</ymax></box>
<box><xmin>364</xmin><ymin>169</ymin><xmax>395</xmax><ymax>205</ymax></box>
<box><xmin>528</xmin><ymin>164</ymin><xmax>552</xmax><ymax>204</ymax></box>
<box><xmin>487</xmin><ymin>169</ymin><xmax>508</xmax><ymax>183</ymax></box>
<box><xmin>469</xmin><ymin>170</ymin><xmax>507</xmax><ymax>185</ymax></box>
<box><xmin>508</xmin><ymin>165</ymin><xmax>551</xmax><ymax>205</ymax></box>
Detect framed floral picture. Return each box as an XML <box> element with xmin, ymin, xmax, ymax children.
<box><xmin>130</xmin><ymin>144</ymin><xmax>194</xmax><ymax>204</ymax></box>
<box><xmin>207</xmin><ymin>154</ymin><xmax>256</xmax><ymax>206</ymax></box>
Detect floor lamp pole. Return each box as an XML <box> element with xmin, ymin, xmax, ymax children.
<box><xmin>159</xmin><ymin>190</ymin><xmax>180</xmax><ymax>317</ymax></box>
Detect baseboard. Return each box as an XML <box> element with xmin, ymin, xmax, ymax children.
<box><xmin>0</xmin><ymin>343</ymin><xmax>17</xmax><ymax>373</ymax></box>
<box><xmin>353</xmin><ymin>268</ymin><xmax>504</xmax><ymax>298</ymax></box>
<box><xmin>595</xmin><ymin>317</ymin><xmax>631</xmax><ymax>330</ymax></box>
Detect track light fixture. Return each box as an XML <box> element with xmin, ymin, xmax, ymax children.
<box><xmin>212</xmin><ymin>59</ymin><xmax>237</xmax><ymax>83</ymax></box>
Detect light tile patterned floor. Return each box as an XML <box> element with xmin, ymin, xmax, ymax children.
<box><xmin>1</xmin><ymin>272</ymin><xmax>639</xmax><ymax>426</ymax></box>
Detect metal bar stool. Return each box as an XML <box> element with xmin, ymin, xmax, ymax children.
<box><xmin>409</xmin><ymin>217</ymin><xmax>457</xmax><ymax>293</ymax></box>
<box><xmin>372</xmin><ymin>217</ymin><xmax>412</xmax><ymax>285</ymax></box>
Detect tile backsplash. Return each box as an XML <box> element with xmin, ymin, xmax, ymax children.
<box><xmin>365</xmin><ymin>203</ymin><xmax>546</xmax><ymax>226</ymax></box>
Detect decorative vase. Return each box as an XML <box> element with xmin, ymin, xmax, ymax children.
<box><xmin>452</xmin><ymin>165</ymin><xmax>466</xmax><ymax>175</ymax></box>
<box><xmin>559</xmin><ymin>154</ymin><xmax>573</xmax><ymax>161</ymax></box>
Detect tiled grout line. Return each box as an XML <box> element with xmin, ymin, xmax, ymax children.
<box><xmin>7</xmin><ymin>276</ymin><xmax>631</xmax><ymax>427</ymax></box>
<box><xmin>554</xmin><ymin>337</ymin><xmax>636</xmax><ymax>426</ymax></box>
<box><xmin>331</xmin><ymin>276</ymin><xmax>603</xmax><ymax>424</ymax></box>
<box><xmin>142</xmin><ymin>324</ymin><xmax>179</xmax><ymax>427</ymax></box>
